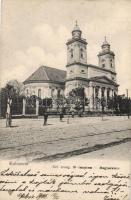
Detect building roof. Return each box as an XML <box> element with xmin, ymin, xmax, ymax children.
<box><xmin>24</xmin><ymin>66</ymin><xmax>66</xmax><ymax>84</ymax></box>
<box><xmin>89</xmin><ymin>76</ymin><xmax>119</xmax><ymax>86</ymax></box>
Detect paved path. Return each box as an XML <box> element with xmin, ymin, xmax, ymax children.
<box><xmin>0</xmin><ymin>116</ymin><xmax>131</xmax><ymax>162</ymax></box>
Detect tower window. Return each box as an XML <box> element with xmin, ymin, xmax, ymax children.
<box><xmin>70</xmin><ymin>49</ymin><xmax>73</xmax><ymax>58</ymax></box>
<box><xmin>102</xmin><ymin>64</ymin><xmax>105</xmax><ymax>68</ymax></box>
<box><xmin>81</xmin><ymin>69</ymin><xmax>85</xmax><ymax>73</ymax></box>
<box><xmin>80</xmin><ymin>49</ymin><xmax>83</xmax><ymax>58</ymax></box>
<box><xmin>110</xmin><ymin>60</ymin><xmax>113</xmax><ymax>68</ymax></box>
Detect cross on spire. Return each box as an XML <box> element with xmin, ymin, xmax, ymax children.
<box><xmin>75</xmin><ymin>20</ymin><xmax>78</xmax><ymax>26</ymax></box>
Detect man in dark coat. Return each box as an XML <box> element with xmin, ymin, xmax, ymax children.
<box><xmin>59</xmin><ymin>109</ymin><xmax>64</xmax><ymax>122</ymax></box>
<box><xmin>43</xmin><ymin>110</ymin><xmax>48</xmax><ymax>125</ymax></box>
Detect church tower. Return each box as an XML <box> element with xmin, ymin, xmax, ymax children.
<box><xmin>66</xmin><ymin>21</ymin><xmax>87</xmax><ymax>65</ymax></box>
<box><xmin>66</xmin><ymin>22</ymin><xmax>88</xmax><ymax>81</ymax></box>
<box><xmin>98</xmin><ymin>37</ymin><xmax>115</xmax><ymax>73</ymax></box>
<box><xmin>65</xmin><ymin>22</ymin><xmax>88</xmax><ymax>95</ymax></box>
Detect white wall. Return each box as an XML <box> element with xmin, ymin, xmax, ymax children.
<box><xmin>24</xmin><ymin>82</ymin><xmax>65</xmax><ymax>98</ymax></box>
<box><xmin>66</xmin><ymin>64</ymin><xmax>88</xmax><ymax>79</ymax></box>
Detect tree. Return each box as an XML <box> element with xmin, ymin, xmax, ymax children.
<box><xmin>5</xmin><ymin>80</ymin><xmax>24</xmax><ymax>127</ymax></box>
<box><xmin>68</xmin><ymin>87</ymin><xmax>87</xmax><ymax>113</ymax></box>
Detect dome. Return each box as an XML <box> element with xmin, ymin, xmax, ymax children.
<box><xmin>72</xmin><ymin>21</ymin><xmax>82</xmax><ymax>39</ymax></box>
<box><xmin>72</xmin><ymin>21</ymin><xmax>81</xmax><ymax>32</ymax></box>
<box><xmin>73</xmin><ymin>21</ymin><xmax>81</xmax><ymax>31</ymax></box>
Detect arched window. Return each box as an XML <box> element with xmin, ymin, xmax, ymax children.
<box><xmin>110</xmin><ymin>60</ymin><xmax>113</xmax><ymax>68</ymax></box>
<box><xmin>80</xmin><ymin>49</ymin><xmax>84</xmax><ymax>58</ymax></box>
<box><xmin>102</xmin><ymin>63</ymin><xmax>105</xmax><ymax>68</ymax></box>
<box><xmin>51</xmin><ymin>89</ymin><xmax>54</xmax><ymax>97</ymax></box>
<box><xmin>38</xmin><ymin>89</ymin><xmax>41</xmax><ymax>98</ymax></box>
<box><xmin>70</xmin><ymin>49</ymin><xmax>73</xmax><ymax>58</ymax></box>
<box><xmin>101</xmin><ymin>59</ymin><xmax>105</xmax><ymax>68</ymax></box>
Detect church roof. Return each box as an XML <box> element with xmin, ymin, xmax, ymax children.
<box><xmin>89</xmin><ymin>76</ymin><xmax>119</xmax><ymax>86</ymax></box>
<box><xmin>24</xmin><ymin>66</ymin><xmax>66</xmax><ymax>84</ymax></box>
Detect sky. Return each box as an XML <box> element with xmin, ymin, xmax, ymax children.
<box><xmin>0</xmin><ymin>0</ymin><xmax>131</xmax><ymax>96</ymax></box>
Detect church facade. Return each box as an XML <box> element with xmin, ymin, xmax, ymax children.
<box><xmin>24</xmin><ymin>23</ymin><xmax>119</xmax><ymax>111</ymax></box>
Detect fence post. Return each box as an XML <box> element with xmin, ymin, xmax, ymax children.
<box><xmin>22</xmin><ymin>98</ymin><xmax>26</xmax><ymax>116</ymax></box>
<box><xmin>36</xmin><ymin>98</ymin><xmax>39</xmax><ymax>116</ymax></box>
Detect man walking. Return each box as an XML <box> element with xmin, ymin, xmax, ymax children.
<box><xmin>43</xmin><ymin>110</ymin><xmax>48</xmax><ymax>125</ymax></box>
<box><xmin>59</xmin><ymin>109</ymin><xmax>64</xmax><ymax>122</ymax></box>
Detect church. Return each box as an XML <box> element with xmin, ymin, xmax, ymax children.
<box><xmin>24</xmin><ymin>22</ymin><xmax>119</xmax><ymax>111</ymax></box>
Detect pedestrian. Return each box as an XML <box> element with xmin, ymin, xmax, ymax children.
<box><xmin>71</xmin><ymin>110</ymin><xmax>75</xmax><ymax>118</ymax></box>
<box><xmin>60</xmin><ymin>109</ymin><xmax>64</xmax><ymax>122</ymax></box>
<box><xmin>78</xmin><ymin>109</ymin><xmax>82</xmax><ymax>117</ymax></box>
<box><xmin>43</xmin><ymin>110</ymin><xmax>48</xmax><ymax>125</ymax></box>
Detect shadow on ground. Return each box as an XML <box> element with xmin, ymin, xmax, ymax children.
<box><xmin>33</xmin><ymin>137</ymin><xmax>131</xmax><ymax>162</ymax></box>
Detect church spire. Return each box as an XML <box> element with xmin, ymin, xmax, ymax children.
<box><xmin>72</xmin><ymin>21</ymin><xmax>82</xmax><ymax>39</ymax></box>
<box><xmin>101</xmin><ymin>36</ymin><xmax>110</xmax><ymax>52</ymax></box>
<box><xmin>75</xmin><ymin>20</ymin><xmax>77</xmax><ymax>26</ymax></box>
<box><xmin>102</xmin><ymin>36</ymin><xmax>110</xmax><ymax>48</ymax></box>
<box><xmin>104</xmin><ymin>36</ymin><xmax>109</xmax><ymax>44</ymax></box>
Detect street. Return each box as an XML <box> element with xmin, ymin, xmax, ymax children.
<box><xmin>0</xmin><ymin>116</ymin><xmax>131</xmax><ymax>162</ymax></box>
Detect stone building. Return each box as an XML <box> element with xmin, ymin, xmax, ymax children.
<box><xmin>24</xmin><ymin>22</ymin><xmax>119</xmax><ymax>111</ymax></box>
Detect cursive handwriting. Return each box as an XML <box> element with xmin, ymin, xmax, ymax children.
<box><xmin>0</xmin><ymin>163</ymin><xmax>130</xmax><ymax>200</ymax></box>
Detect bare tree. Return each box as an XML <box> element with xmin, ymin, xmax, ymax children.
<box><xmin>5</xmin><ymin>80</ymin><xmax>24</xmax><ymax>127</ymax></box>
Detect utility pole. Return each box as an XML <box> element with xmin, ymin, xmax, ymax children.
<box><xmin>126</xmin><ymin>89</ymin><xmax>130</xmax><ymax>119</ymax></box>
<box><xmin>126</xmin><ymin>89</ymin><xmax>128</xmax><ymax>98</ymax></box>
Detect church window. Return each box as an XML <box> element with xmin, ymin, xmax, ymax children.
<box><xmin>71</xmin><ymin>49</ymin><xmax>73</xmax><ymax>58</ymax></box>
<box><xmin>57</xmin><ymin>89</ymin><xmax>61</xmax><ymax>98</ymax></box>
<box><xmin>80</xmin><ymin>49</ymin><xmax>84</xmax><ymax>58</ymax></box>
<box><xmin>81</xmin><ymin>69</ymin><xmax>85</xmax><ymax>73</ymax></box>
<box><xmin>102</xmin><ymin>63</ymin><xmax>105</xmax><ymax>68</ymax></box>
<box><xmin>38</xmin><ymin>89</ymin><xmax>41</xmax><ymax>98</ymax></box>
<box><xmin>110</xmin><ymin>60</ymin><xmax>113</xmax><ymax>68</ymax></box>
<box><xmin>26</xmin><ymin>89</ymin><xmax>29</xmax><ymax>95</ymax></box>
<box><xmin>51</xmin><ymin>89</ymin><xmax>54</xmax><ymax>97</ymax></box>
